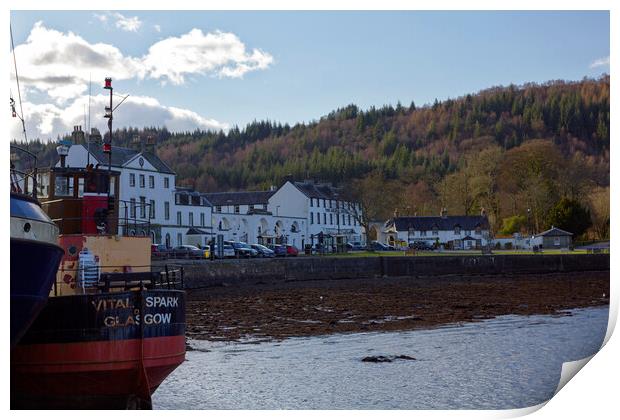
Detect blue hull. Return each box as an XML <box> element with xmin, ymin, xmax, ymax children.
<box><xmin>10</xmin><ymin>238</ymin><xmax>64</xmax><ymax>348</ymax></box>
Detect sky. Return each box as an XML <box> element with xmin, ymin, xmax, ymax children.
<box><xmin>9</xmin><ymin>10</ymin><xmax>610</xmax><ymax>142</ymax></box>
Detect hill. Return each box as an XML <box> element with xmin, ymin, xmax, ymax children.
<box><xmin>12</xmin><ymin>75</ymin><xmax>610</xmax><ymax>238</ymax></box>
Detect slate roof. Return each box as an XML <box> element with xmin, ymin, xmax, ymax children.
<box><xmin>204</xmin><ymin>191</ymin><xmax>274</xmax><ymax>206</ymax></box>
<box><xmin>88</xmin><ymin>145</ymin><xmax>175</xmax><ymax>174</ymax></box>
<box><xmin>186</xmin><ymin>227</ymin><xmax>211</xmax><ymax>235</ymax></box>
<box><xmin>291</xmin><ymin>181</ymin><xmax>341</xmax><ymax>200</ymax></box>
<box><xmin>390</xmin><ymin>215</ymin><xmax>490</xmax><ymax>232</ymax></box>
<box><xmin>535</xmin><ymin>227</ymin><xmax>573</xmax><ymax>237</ymax></box>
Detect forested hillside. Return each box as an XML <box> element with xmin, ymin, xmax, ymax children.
<box><xmin>13</xmin><ymin>75</ymin><xmax>610</xmax><ymax>238</ymax></box>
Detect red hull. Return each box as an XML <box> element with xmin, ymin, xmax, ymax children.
<box><xmin>11</xmin><ymin>336</ymin><xmax>185</xmax><ymax>409</ymax></box>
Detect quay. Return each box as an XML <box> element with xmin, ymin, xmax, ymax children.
<box><xmin>167</xmin><ymin>253</ymin><xmax>610</xmax><ymax>290</ymax></box>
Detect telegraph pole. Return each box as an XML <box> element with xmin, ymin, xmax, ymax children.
<box><xmin>103</xmin><ymin>77</ymin><xmax>113</xmax><ymax>205</ymax></box>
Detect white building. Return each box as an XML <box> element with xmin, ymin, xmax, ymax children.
<box><xmin>268</xmin><ymin>181</ymin><xmax>365</xmax><ymax>248</ymax></box>
<box><xmin>206</xmin><ymin>191</ymin><xmax>306</xmax><ymax>247</ymax></box>
<box><xmin>383</xmin><ymin>213</ymin><xmax>491</xmax><ymax>250</ymax></box>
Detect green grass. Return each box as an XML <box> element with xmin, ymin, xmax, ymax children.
<box><xmin>313</xmin><ymin>249</ymin><xmax>591</xmax><ymax>258</ymax></box>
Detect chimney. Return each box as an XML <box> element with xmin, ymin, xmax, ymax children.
<box><xmin>145</xmin><ymin>136</ymin><xmax>156</xmax><ymax>154</ymax></box>
<box><xmin>71</xmin><ymin>125</ymin><xmax>85</xmax><ymax>145</ymax></box>
<box><xmin>440</xmin><ymin>207</ymin><xmax>448</xmax><ymax>218</ymax></box>
<box><xmin>131</xmin><ymin>135</ymin><xmax>144</xmax><ymax>152</ymax></box>
<box><xmin>89</xmin><ymin>128</ymin><xmax>102</xmax><ymax>145</ymax></box>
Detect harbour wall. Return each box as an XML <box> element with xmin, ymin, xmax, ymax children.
<box><xmin>166</xmin><ymin>254</ymin><xmax>610</xmax><ymax>289</ymax></box>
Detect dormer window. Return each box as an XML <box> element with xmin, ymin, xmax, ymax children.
<box><xmin>432</xmin><ymin>226</ymin><xmax>439</xmax><ymax>236</ymax></box>
<box><xmin>454</xmin><ymin>226</ymin><xmax>461</xmax><ymax>235</ymax></box>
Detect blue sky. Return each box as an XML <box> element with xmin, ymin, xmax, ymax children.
<box><xmin>9</xmin><ymin>11</ymin><xmax>610</xmax><ymax>140</ymax></box>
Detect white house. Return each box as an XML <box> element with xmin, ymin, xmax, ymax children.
<box><xmin>206</xmin><ymin>190</ymin><xmax>306</xmax><ymax>247</ymax></box>
<box><xmin>268</xmin><ymin>180</ymin><xmax>365</xmax><ymax>248</ymax></box>
<box><xmin>383</xmin><ymin>212</ymin><xmax>491</xmax><ymax>250</ymax></box>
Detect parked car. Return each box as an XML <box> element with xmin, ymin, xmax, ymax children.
<box><xmin>285</xmin><ymin>245</ymin><xmax>299</xmax><ymax>257</ymax></box>
<box><xmin>409</xmin><ymin>241</ymin><xmax>434</xmax><ymax>251</ymax></box>
<box><xmin>208</xmin><ymin>243</ymin><xmax>236</xmax><ymax>258</ymax></box>
<box><xmin>151</xmin><ymin>243</ymin><xmax>171</xmax><ymax>259</ymax></box>
<box><xmin>346</xmin><ymin>242</ymin><xmax>365</xmax><ymax>251</ymax></box>
<box><xmin>225</xmin><ymin>241</ymin><xmax>258</xmax><ymax>258</ymax></box>
<box><xmin>269</xmin><ymin>244</ymin><xmax>287</xmax><ymax>257</ymax></box>
<box><xmin>370</xmin><ymin>241</ymin><xmax>390</xmax><ymax>251</ymax></box>
<box><xmin>251</xmin><ymin>244</ymin><xmax>275</xmax><ymax>258</ymax></box>
<box><xmin>171</xmin><ymin>245</ymin><xmax>205</xmax><ymax>259</ymax></box>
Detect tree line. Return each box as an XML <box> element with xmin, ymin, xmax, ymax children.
<box><xmin>12</xmin><ymin>75</ymin><xmax>609</xmax><ymax>240</ymax></box>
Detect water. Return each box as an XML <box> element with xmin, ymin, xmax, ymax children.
<box><xmin>154</xmin><ymin>306</ymin><xmax>608</xmax><ymax>410</ymax></box>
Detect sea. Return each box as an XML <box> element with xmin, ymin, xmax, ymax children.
<box><xmin>153</xmin><ymin>305</ymin><xmax>608</xmax><ymax>410</ymax></box>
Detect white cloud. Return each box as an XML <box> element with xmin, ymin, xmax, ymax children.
<box><xmin>93</xmin><ymin>13</ymin><xmax>108</xmax><ymax>23</ymax></box>
<box><xmin>11</xmin><ymin>22</ymin><xmax>274</xmax><ymax>103</ymax></box>
<box><xmin>590</xmin><ymin>56</ymin><xmax>610</xmax><ymax>69</ymax></box>
<box><xmin>12</xmin><ymin>22</ymin><xmax>142</xmax><ymax>104</ymax></box>
<box><xmin>92</xmin><ymin>12</ymin><xmax>142</xmax><ymax>32</ymax></box>
<box><xmin>142</xmin><ymin>29</ymin><xmax>274</xmax><ymax>84</ymax></box>
<box><xmin>112</xmin><ymin>12</ymin><xmax>142</xmax><ymax>32</ymax></box>
<box><xmin>10</xmin><ymin>94</ymin><xmax>228</xmax><ymax>142</ymax></box>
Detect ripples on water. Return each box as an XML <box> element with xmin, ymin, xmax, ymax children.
<box><xmin>154</xmin><ymin>306</ymin><xmax>608</xmax><ymax>410</ymax></box>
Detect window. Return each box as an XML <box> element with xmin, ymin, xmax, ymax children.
<box><xmin>420</xmin><ymin>230</ymin><xmax>427</xmax><ymax>237</ymax></box>
<box><xmin>54</xmin><ymin>176</ymin><xmax>74</xmax><ymax>197</ymax></box>
<box><xmin>189</xmin><ymin>213</ymin><xmax>194</xmax><ymax>226</ymax></box>
<box><xmin>140</xmin><ymin>196</ymin><xmax>146</xmax><ymax>219</ymax></box>
<box><xmin>177</xmin><ymin>211</ymin><xmax>182</xmax><ymax>226</ymax></box>
<box><xmin>130</xmin><ymin>198</ymin><xmax>136</xmax><ymax>218</ymax></box>
<box><xmin>216</xmin><ymin>205</ymin><xmax>222</xmax><ymax>213</ymax></box>
<box><xmin>234</xmin><ymin>205</ymin><xmax>240</xmax><ymax>214</ymax></box>
<box><xmin>129</xmin><ymin>173</ymin><xmax>135</xmax><ymax>187</ymax></box>
<box><xmin>465</xmin><ymin>230</ymin><xmax>471</xmax><ymax>236</ymax></box>
<box><xmin>348</xmin><ymin>215</ymin><xmax>351</xmax><ymax>225</ymax></box>
<box><xmin>139</xmin><ymin>174</ymin><xmax>145</xmax><ymax>188</ymax></box>
<box><xmin>249</xmin><ymin>204</ymin><xmax>254</xmax><ymax>211</ymax></box>
<box><xmin>342</xmin><ymin>214</ymin><xmax>346</xmax><ymax>225</ymax></box>
<box><xmin>164</xmin><ymin>177</ymin><xmax>169</xmax><ymax>188</ymax></box>
<box><xmin>454</xmin><ymin>226</ymin><xmax>461</xmax><ymax>235</ymax></box>
<box><xmin>310</xmin><ymin>212</ymin><xmax>314</xmax><ymax>224</ymax></box>
<box><xmin>149</xmin><ymin>200</ymin><xmax>155</xmax><ymax>219</ymax></box>
<box><xmin>432</xmin><ymin>226</ymin><xmax>439</xmax><ymax>236</ymax></box>
<box><xmin>330</xmin><ymin>214</ymin><xmax>333</xmax><ymax>225</ymax></box>
<box><xmin>322</xmin><ymin>199</ymin><xmax>326</xmax><ymax>207</ymax></box>
<box><xmin>263</xmin><ymin>204</ymin><xmax>267</xmax><ymax>210</ymax></box>
<box><xmin>310</xmin><ymin>198</ymin><xmax>314</xmax><ymax>207</ymax></box>
<box><xmin>475</xmin><ymin>226</ymin><xmax>482</xmax><ymax>235</ymax></box>
<box><xmin>323</xmin><ymin>213</ymin><xmax>326</xmax><ymax>224</ymax></box>
<box><xmin>164</xmin><ymin>202</ymin><xmax>170</xmax><ymax>220</ymax></box>
<box><xmin>36</xmin><ymin>173</ymin><xmax>50</xmax><ymax>198</ymax></box>
<box><xmin>177</xmin><ymin>233</ymin><xmax>182</xmax><ymax>246</ymax></box>
<box><xmin>200</xmin><ymin>213</ymin><xmax>205</xmax><ymax>227</ymax></box>
<box><xmin>149</xmin><ymin>175</ymin><xmax>154</xmax><ymax>188</ymax></box>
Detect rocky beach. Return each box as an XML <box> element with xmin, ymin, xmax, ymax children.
<box><xmin>185</xmin><ymin>270</ymin><xmax>609</xmax><ymax>342</ymax></box>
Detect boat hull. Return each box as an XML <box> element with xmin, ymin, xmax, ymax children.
<box><xmin>11</xmin><ymin>289</ymin><xmax>186</xmax><ymax>409</ymax></box>
<box><xmin>10</xmin><ymin>237</ymin><xmax>64</xmax><ymax>348</ymax></box>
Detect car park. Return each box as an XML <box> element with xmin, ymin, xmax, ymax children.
<box><xmin>251</xmin><ymin>244</ymin><xmax>275</xmax><ymax>258</ymax></box>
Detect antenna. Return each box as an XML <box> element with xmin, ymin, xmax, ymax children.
<box><xmin>87</xmin><ymin>74</ymin><xmax>91</xmax><ymax>166</ymax></box>
<box><xmin>10</xmin><ymin>24</ymin><xmax>27</xmax><ymax>144</ymax></box>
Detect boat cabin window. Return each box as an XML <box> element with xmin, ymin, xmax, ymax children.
<box><xmin>54</xmin><ymin>175</ymin><xmax>74</xmax><ymax>197</ymax></box>
<box><xmin>36</xmin><ymin>172</ymin><xmax>49</xmax><ymax>198</ymax></box>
